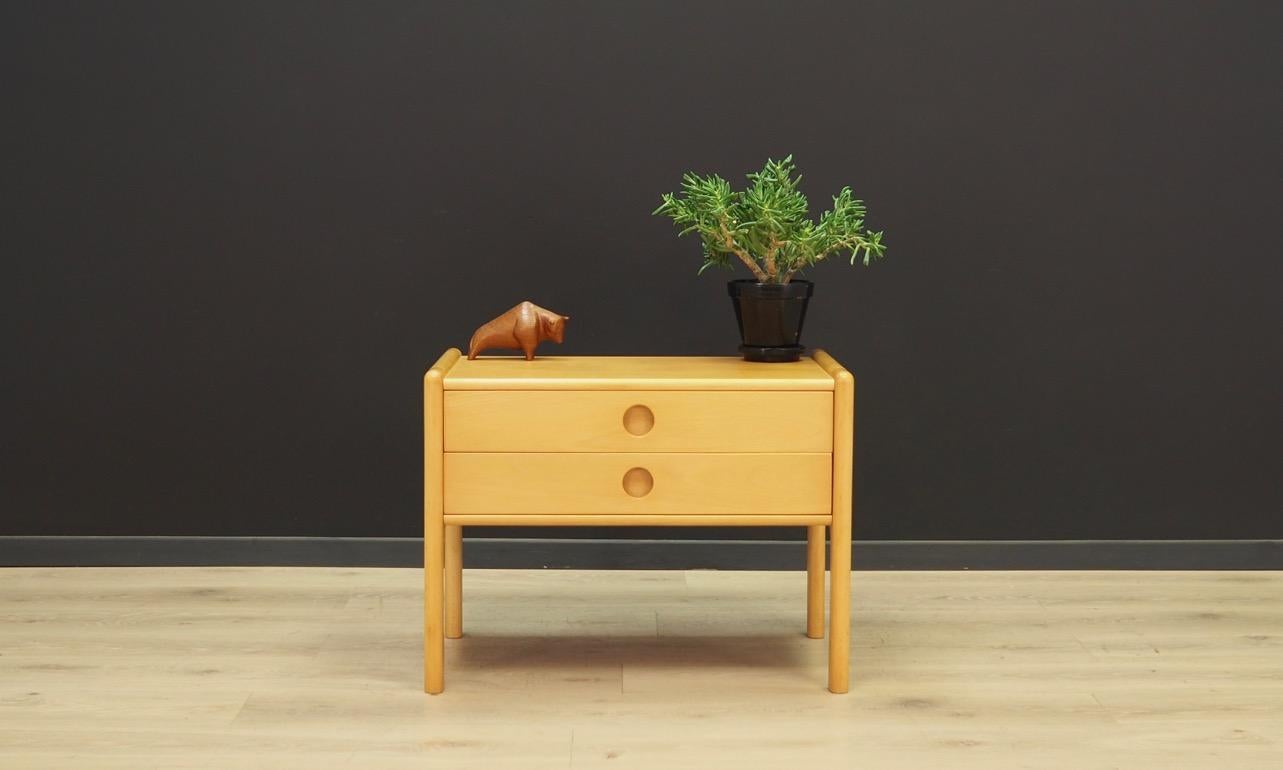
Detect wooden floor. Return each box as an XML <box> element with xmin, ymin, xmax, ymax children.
<box><xmin>1</xmin><ymin>568</ymin><xmax>1280</xmax><ymax>769</ymax></box>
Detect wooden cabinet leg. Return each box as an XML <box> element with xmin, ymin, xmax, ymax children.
<box><xmin>827</xmin><ymin>363</ymin><xmax>854</xmax><ymax>694</ymax></box>
<box><xmin>828</xmin><ymin>521</ymin><xmax>851</xmax><ymax>693</ymax></box>
<box><xmin>445</xmin><ymin>525</ymin><xmax>463</xmax><ymax>638</ymax></box>
<box><xmin>806</xmin><ymin>525</ymin><xmax>825</xmax><ymax>639</ymax></box>
<box><xmin>425</xmin><ymin>511</ymin><xmax>444</xmax><ymax>694</ymax></box>
<box><xmin>425</xmin><ymin>523</ymin><xmax>446</xmax><ymax>693</ymax></box>
<box><xmin>424</xmin><ymin>350</ymin><xmax>457</xmax><ymax>695</ymax></box>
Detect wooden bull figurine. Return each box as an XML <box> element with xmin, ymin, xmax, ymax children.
<box><xmin>467</xmin><ymin>301</ymin><xmax>569</xmax><ymax>360</ymax></box>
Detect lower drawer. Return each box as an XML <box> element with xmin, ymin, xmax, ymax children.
<box><xmin>443</xmin><ymin>453</ymin><xmax>831</xmax><ymax>515</ymax></box>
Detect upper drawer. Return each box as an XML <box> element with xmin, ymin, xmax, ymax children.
<box><xmin>443</xmin><ymin>390</ymin><xmax>832</xmax><ymax>452</ymax></box>
<box><xmin>442</xmin><ymin>356</ymin><xmax>835</xmax><ymax>391</ymax></box>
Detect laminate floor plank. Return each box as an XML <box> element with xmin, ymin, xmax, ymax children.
<box><xmin>1</xmin><ymin>567</ymin><xmax>1279</xmax><ymax>769</ymax></box>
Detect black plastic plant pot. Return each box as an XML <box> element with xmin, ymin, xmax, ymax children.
<box><xmin>727</xmin><ymin>279</ymin><xmax>814</xmax><ymax>362</ymax></box>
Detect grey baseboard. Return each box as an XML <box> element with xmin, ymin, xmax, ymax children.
<box><xmin>0</xmin><ymin>536</ymin><xmax>1280</xmax><ymax>569</ymax></box>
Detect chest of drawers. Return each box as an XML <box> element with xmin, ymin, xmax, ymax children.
<box><xmin>424</xmin><ymin>350</ymin><xmax>854</xmax><ymax>693</ymax></box>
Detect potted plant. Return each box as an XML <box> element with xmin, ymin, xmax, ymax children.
<box><xmin>655</xmin><ymin>155</ymin><xmax>887</xmax><ymax>362</ymax></box>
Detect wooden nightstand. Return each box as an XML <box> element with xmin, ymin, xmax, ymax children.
<box><xmin>423</xmin><ymin>350</ymin><xmax>854</xmax><ymax>693</ymax></box>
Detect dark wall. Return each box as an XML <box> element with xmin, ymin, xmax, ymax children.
<box><xmin>3</xmin><ymin>1</ymin><xmax>1280</xmax><ymax>540</ymax></box>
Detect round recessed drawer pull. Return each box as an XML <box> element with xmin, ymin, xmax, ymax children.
<box><xmin>621</xmin><ymin>467</ymin><xmax>654</xmax><ymax>498</ymax></box>
<box><xmin>622</xmin><ymin>404</ymin><xmax>655</xmax><ymax>436</ymax></box>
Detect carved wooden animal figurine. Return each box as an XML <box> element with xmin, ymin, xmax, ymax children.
<box><xmin>467</xmin><ymin>301</ymin><xmax>569</xmax><ymax>360</ymax></box>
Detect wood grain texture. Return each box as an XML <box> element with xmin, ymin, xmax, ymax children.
<box><xmin>444</xmin><ymin>390</ymin><xmax>833</xmax><ymax>452</ymax></box>
<box><xmin>1</xmin><ymin>567</ymin><xmax>1280</xmax><ymax>770</ymax></box>
<box><xmin>443</xmin><ymin>453</ymin><xmax>832</xmax><ymax>515</ymax></box>
<box><xmin>443</xmin><ymin>356</ymin><xmax>836</xmax><ymax>391</ymax></box>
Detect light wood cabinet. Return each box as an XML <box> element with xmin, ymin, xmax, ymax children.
<box><xmin>425</xmin><ymin>351</ymin><xmax>854</xmax><ymax>693</ymax></box>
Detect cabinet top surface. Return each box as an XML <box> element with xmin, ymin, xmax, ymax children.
<box><xmin>441</xmin><ymin>355</ymin><xmax>838</xmax><ymax>391</ymax></box>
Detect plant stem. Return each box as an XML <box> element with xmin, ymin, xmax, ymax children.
<box><xmin>719</xmin><ymin>218</ymin><xmax>770</xmax><ymax>282</ymax></box>
<box><xmin>763</xmin><ymin>237</ymin><xmax>779</xmax><ymax>281</ymax></box>
<box><xmin>734</xmin><ymin>249</ymin><xmax>770</xmax><ymax>282</ymax></box>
